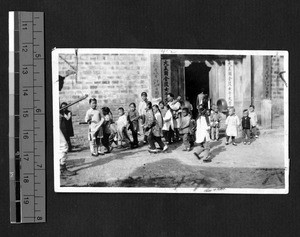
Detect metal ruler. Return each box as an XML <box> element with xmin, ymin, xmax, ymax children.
<box><xmin>9</xmin><ymin>11</ymin><xmax>45</xmax><ymax>223</ymax></box>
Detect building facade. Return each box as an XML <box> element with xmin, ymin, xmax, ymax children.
<box><xmin>59</xmin><ymin>53</ymin><xmax>285</xmax><ymax>129</ymax></box>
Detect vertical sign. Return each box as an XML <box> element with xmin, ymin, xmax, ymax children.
<box><xmin>225</xmin><ymin>60</ymin><xmax>234</xmax><ymax>106</ymax></box>
<box><xmin>263</xmin><ymin>56</ymin><xmax>272</xmax><ymax>99</ymax></box>
<box><xmin>150</xmin><ymin>54</ymin><xmax>162</xmax><ymax>99</ymax></box>
<box><xmin>161</xmin><ymin>59</ymin><xmax>171</xmax><ymax>102</ymax></box>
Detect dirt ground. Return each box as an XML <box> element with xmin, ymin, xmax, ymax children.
<box><xmin>61</xmin><ymin>128</ymin><xmax>286</xmax><ymax>189</ymax></box>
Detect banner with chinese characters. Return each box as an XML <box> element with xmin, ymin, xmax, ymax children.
<box><xmin>263</xmin><ymin>56</ymin><xmax>272</xmax><ymax>99</ymax></box>
<box><xmin>225</xmin><ymin>60</ymin><xmax>234</xmax><ymax>106</ymax></box>
<box><xmin>150</xmin><ymin>54</ymin><xmax>162</xmax><ymax>99</ymax></box>
<box><xmin>161</xmin><ymin>59</ymin><xmax>171</xmax><ymax>102</ymax></box>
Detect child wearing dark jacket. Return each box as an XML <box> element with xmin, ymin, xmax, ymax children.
<box><xmin>241</xmin><ymin>109</ymin><xmax>251</xmax><ymax>145</ymax></box>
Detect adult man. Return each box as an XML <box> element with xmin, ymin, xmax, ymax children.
<box><xmin>167</xmin><ymin>93</ymin><xmax>182</xmax><ymax>142</ymax></box>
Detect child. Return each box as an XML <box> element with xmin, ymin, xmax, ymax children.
<box><xmin>147</xmin><ymin>104</ymin><xmax>168</xmax><ymax>153</ymax></box>
<box><xmin>138</xmin><ymin>92</ymin><xmax>148</xmax><ymax>144</ymax></box>
<box><xmin>60</xmin><ymin>102</ymin><xmax>74</xmax><ymax>152</ymax></box>
<box><xmin>225</xmin><ymin>107</ymin><xmax>240</xmax><ymax>146</ymax></box>
<box><xmin>193</xmin><ymin>107</ymin><xmax>211</xmax><ymax>162</ymax></box>
<box><xmin>127</xmin><ymin>103</ymin><xmax>139</xmax><ymax>149</ymax></box>
<box><xmin>116</xmin><ymin>107</ymin><xmax>131</xmax><ymax>148</ymax></box>
<box><xmin>249</xmin><ymin>105</ymin><xmax>258</xmax><ymax>138</ymax></box>
<box><xmin>210</xmin><ymin>106</ymin><xmax>221</xmax><ymax>141</ymax></box>
<box><xmin>159</xmin><ymin>101</ymin><xmax>167</xmax><ymax>118</ymax></box>
<box><xmin>85</xmin><ymin>98</ymin><xmax>104</xmax><ymax>156</ymax></box>
<box><xmin>167</xmin><ymin>93</ymin><xmax>182</xmax><ymax>142</ymax></box>
<box><xmin>162</xmin><ymin>104</ymin><xmax>174</xmax><ymax>144</ymax></box>
<box><xmin>179</xmin><ymin>107</ymin><xmax>192</xmax><ymax>151</ymax></box>
<box><xmin>241</xmin><ymin>109</ymin><xmax>251</xmax><ymax>145</ymax></box>
<box><xmin>101</xmin><ymin>107</ymin><xmax>114</xmax><ymax>153</ymax></box>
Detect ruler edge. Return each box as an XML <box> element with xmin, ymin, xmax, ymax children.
<box><xmin>9</xmin><ymin>11</ymin><xmax>46</xmax><ymax>224</ymax></box>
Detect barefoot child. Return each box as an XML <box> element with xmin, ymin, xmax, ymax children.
<box><xmin>85</xmin><ymin>98</ymin><xmax>104</xmax><ymax>156</ymax></box>
<box><xmin>193</xmin><ymin>107</ymin><xmax>211</xmax><ymax>162</ymax></box>
<box><xmin>225</xmin><ymin>107</ymin><xmax>240</xmax><ymax>146</ymax></box>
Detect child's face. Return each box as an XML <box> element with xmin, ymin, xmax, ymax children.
<box><xmin>159</xmin><ymin>103</ymin><xmax>164</xmax><ymax>109</ymax></box>
<box><xmin>153</xmin><ymin>106</ymin><xmax>158</xmax><ymax>113</ymax></box>
<box><xmin>141</xmin><ymin>95</ymin><xmax>147</xmax><ymax>101</ymax></box>
<box><xmin>118</xmin><ymin>109</ymin><xmax>124</xmax><ymax>116</ymax></box>
<box><xmin>130</xmin><ymin>104</ymin><xmax>135</xmax><ymax>111</ymax></box>
<box><xmin>249</xmin><ymin>107</ymin><xmax>254</xmax><ymax>112</ymax></box>
<box><xmin>182</xmin><ymin>110</ymin><xmax>188</xmax><ymax>117</ymax></box>
<box><xmin>214</xmin><ymin>108</ymin><xmax>218</xmax><ymax>113</ymax></box>
<box><xmin>243</xmin><ymin>111</ymin><xmax>249</xmax><ymax>117</ymax></box>
<box><xmin>229</xmin><ymin>108</ymin><xmax>234</xmax><ymax>115</ymax></box>
<box><xmin>90</xmin><ymin>101</ymin><xmax>97</xmax><ymax>109</ymax></box>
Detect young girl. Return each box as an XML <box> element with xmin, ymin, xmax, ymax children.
<box><xmin>179</xmin><ymin>107</ymin><xmax>192</xmax><ymax>151</ymax></box>
<box><xmin>85</xmin><ymin>98</ymin><xmax>104</xmax><ymax>156</ymax></box>
<box><xmin>60</xmin><ymin>102</ymin><xmax>74</xmax><ymax>152</ymax></box>
<box><xmin>101</xmin><ymin>107</ymin><xmax>114</xmax><ymax>153</ymax></box>
<box><xmin>162</xmin><ymin>104</ymin><xmax>174</xmax><ymax>144</ymax></box>
<box><xmin>193</xmin><ymin>107</ymin><xmax>211</xmax><ymax>162</ymax></box>
<box><xmin>146</xmin><ymin>103</ymin><xmax>168</xmax><ymax>153</ymax></box>
<box><xmin>225</xmin><ymin>107</ymin><xmax>240</xmax><ymax>146</ymax></box>
<box><xmin>127</xmin><ymin>102</ymin><xmax>139</xmax><ymax>149</ymax></box>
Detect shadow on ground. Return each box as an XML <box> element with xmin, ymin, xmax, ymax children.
<box><xmin>85</xmin><ymin>158</ymin><xmax>285</xmax><ymax>189</ymax></box>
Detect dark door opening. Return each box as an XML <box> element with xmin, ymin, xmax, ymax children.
<box><xmin>185</xmin><ymin>62</ymin><xmax>210</xmax><ymax>118</ymax></box>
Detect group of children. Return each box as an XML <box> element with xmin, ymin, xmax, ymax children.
<box><xmin>61</xmin><ymin>91</ymin><xmax>259</xmax><ymax>162</ymax></box>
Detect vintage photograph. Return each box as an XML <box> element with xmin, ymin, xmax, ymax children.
<box><xmin>52</xmin><ymin>49</ymin><xmax>288</xmax><ymax>193</ymax></box>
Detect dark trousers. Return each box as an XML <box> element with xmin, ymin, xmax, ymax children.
<box><xmin>148</xmin><ymin>133</ymin><xmax>165</xmax><ymax>150</ymax></box>
<box><xmin>226</xmin><ymin>136</ymin><xmax>235</xmax><ymax>143</ymax></box>
<box><xmin>131</xmin><ymin>129</ymin><xmax>138</xmax><ymax>145</ymax></box>
<box><xmin>102</xmin><ymin>133</ymin><xmax>110</xmax><ymax>150</ymax></box>
<box><xmin>242</xmin><ymin>129</ymin><xmax>251</xmax><ymax>142</ymax></box>
<box><xmin>164</xmin><ymin>127</ymin><xmax>174</xmax><ymax>143</ymax></box>
<box><xmin>251</xmin><ymin>126</ymin><xmax>257</xmax><ymax>137</ymax></box>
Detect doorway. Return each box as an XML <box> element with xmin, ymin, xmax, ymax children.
<box><xmin>185</xmin><ymin>61</ymin><xmax>211</xmax><ymax>118</ymax></box>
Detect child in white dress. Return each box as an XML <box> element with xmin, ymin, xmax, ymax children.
<box><xmin>85</xmin><ymin>98</ymin><xmax>104</xmax><ymax>156</ymax></box>
<box><xmin>225</xmin><ymin>107</ymin><xmax>240</xmax><ymax>146</ymax></box>
<box><xmin>193</xmin><ymin>107</ymin><xmax>211</xmax><ymax>162</ymax></box>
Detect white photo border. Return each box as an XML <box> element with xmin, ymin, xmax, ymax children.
<box><xmin>52</xmin><ymin>48</ymin><xmax>289</xmax><ymax>194</ymax></box>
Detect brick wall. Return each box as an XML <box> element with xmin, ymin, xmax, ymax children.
<box><xmin>59</xmin><ymin>54</ymin><xmax>151</xmax><ymax>123</ymax></box>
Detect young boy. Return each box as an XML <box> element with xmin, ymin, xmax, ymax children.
<box><xmin>241</xmin><ymin>109</ymin><xmax>251</xmax><ymax>145</ymax></box>
<box><xmin>179</xmin><ymin>108</ymin><xmax>192</xmax><ymax>151</ymax></box>
<box><xmin>85</xmin><ymin>98</ymin><xmax>104</xmax><ymax>156</ymax></box>
<box><xmin>116</xmin><ymin>107</ymin><xmax>131</xmax><ymax>148</ymax></box>
<box><xmin>128</xmin><ymin>103</ymin><xmax>139</xmax><ymax>148</ymax></box>
<box><xmin>225</xmin><ymin>107</ymin><xmax>240</xmax><ymax>146</ymax></box>
<box><xmin>210</xmin><ymin>105</ymin><xmax>221</xmax><ymax>141</ymax></box>
<box><xmin>249</xmin><ymin>105</ymin><xmax>258</xmax><ymax>138</ymax></box>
